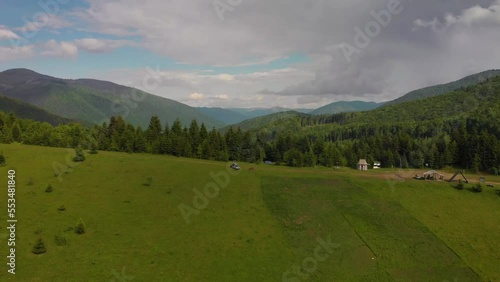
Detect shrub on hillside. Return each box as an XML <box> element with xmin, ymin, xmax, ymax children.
<box><xmin>496</xmin><ymin>189</ymin><xmax>500</xmax><ymax>196</ymax></box>
<box><xmin>73</xmin><ymin>147</ymin><xmax>85</xmax><ymax>162</ymax></box>
<box><xmin>32</xmin><ymin>238</ymin><xmax>47</xmax><ymax>254</ymax></box>
<box><xmin>0</xmin><ymin>151</ymin><xmax>5</xmax><ymax>166</ymax></box>
<box><xmin>89</xmin><ymin>142</ymin><xmax>98</xmax><ymax>154</ymax></box>
<box><xmin>143</xmin><ymin>176</ymin><xmax>153</xmax><ymax>187</ymax></box>
<box><xmin>489</xmin><ymin>166</ymin><xmax>500</xmax><ymax>176</ymax></box>
<box><xmin>456</xmin><ymin>181</ymin><xmax>464</xmax><ymax>190</ymax></box>
<box><xmin>472</xmin><ymin>183</ymin><xmax>483</xmax><ymax>193</ymax></box>
<box><xmin>57</xmin><ymin>205</ymin><xmax>66</xmax><ymax>211</ymax></box>
<box><xmin>45</xmin><ymin>184</ymin><xmax>53</xmax><ymax>193</ymax></box>
<box><xmin>75</xmin><ymin>219</ymin><xmax>85</xmax><ymax>235</ymax></box>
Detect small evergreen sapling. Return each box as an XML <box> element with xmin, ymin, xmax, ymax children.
<box><xmin>472</xmin><ymin>183</ymin><xmax>483</xmax><ymax>193</ymax></box>
<box><xmin>0</xmin><ymin>151</ymin><xmax>5</xmax><ymax>166</ymax></box>
<box><xmin>32</xmin><ymin>238</ymin><xmax>47</xmax><ymax>254</ymax></box>
<box><xmin>73</xmin><ymin>147</ymin><xmax>85</xmax><ymax>162</ymax></box>
<box><xmin>89</xmin><ymin>143</ymin><xmax>98</xmax><ymax>154</ymax></box>
<box><xmin>75</xmin><ymin>219</ymin><xmax>85</xmax><ymax>235</ymax></box>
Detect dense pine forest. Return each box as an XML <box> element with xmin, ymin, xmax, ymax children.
<box><xmin>1</xmin><ymin>76</ymin><xmax>499</xmax><ymax>174</ymax></box>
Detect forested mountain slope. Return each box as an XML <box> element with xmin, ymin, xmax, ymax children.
<box><xmin>0</xmin><ymin>69</ymin><xmax>224</xmax><ymax>128</ymax></box>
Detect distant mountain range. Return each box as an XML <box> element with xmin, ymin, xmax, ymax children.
<box><xmin>222</xmin><ymin>111</ymin><xmax>308</xmax><ymax>132</ymax></box>
<box><xmin>309</xmin><ymin>101</ymin><xmax>383</xmax><ymax>115</ymax></box>
<box><xmin>198</xmin><ymin>107</ymin><xmax>311</xmax><ymax>125</ymax></box>
<box><xmin>199</xmin><ymin>104</ymin><xmax>384</xmax><ymax>125</ymax></box>
<box><xmin>196</xmin><ymin>107</ymin><xmax>249</xmax><ymax>125</ymax></box>
<box><xmin>1</xmin><ymin>68</ymin><xmax>499</xmax><ymax>128</ymax></box>
<box><xmin>228</xmin><ymin>107</ymin><xmax>311</xmax><ymax>118</ymax></box>
<box><xmin>0</xmin><ymin>69</ymin><xmax>224</xmax><ymax>128</ymax></box>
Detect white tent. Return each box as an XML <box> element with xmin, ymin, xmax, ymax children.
<box><xmin>423</xmin><ymin>170</ymin><xmax>444</xmax><ymax>180</ymax></box>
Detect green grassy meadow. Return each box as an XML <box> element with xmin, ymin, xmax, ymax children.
<box><xmin>0</xmin><ymin>143</ymin><xmax>499</xmax><ymax>281</ymax></box>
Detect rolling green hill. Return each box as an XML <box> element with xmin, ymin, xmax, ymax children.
<box><xmin>200</xmin><ymin>107</ymin><xmax>313</xmax><ymax>126</ymax></box>
<box><xmin>384</xmin><ymin>69</ymin><xmax>500</xmax><ymax>106</ymax></box>
<box><xmin>0</xmin><ymin>69</ymin><xmax>224</xmax><ymax>128</ymax></box>
<box><xmin>349</xmin><ymin>75</ymin><xmax>500</xmax><ymax>124</ymax></box>
<box><xmin>231</xmin><ymin>72</ymin><xmax>500</xmax><ymax>133</ymax></box>
<box><xmin>223</xmin><ymin>111</ymin><xmax>308</xmax><ymax>132</ymax></box>
<box><xmin>0</xmin><ymin>95</ymin><xmax>74</xmax><ymax>126</ymax></box>
<box><xmin>227</xmin><ymin>107</ymin><xmax>311</xmax><ymax>119</ymax></box>
<box><xmin>309</xmin><ymin>101</ymin><xmax>383</xmax><ymax>115</ymax></box>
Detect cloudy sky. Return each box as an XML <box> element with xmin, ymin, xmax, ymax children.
<box><xmin>1</xmin><ymin>0</ymin><xmax>499</xmax><ymax>108</ymax></box>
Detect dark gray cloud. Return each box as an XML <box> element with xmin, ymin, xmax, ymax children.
<box><xmin>275</xmin><ymin>0</ymin><xmax>500</xmax><ymax>101</ymax></box>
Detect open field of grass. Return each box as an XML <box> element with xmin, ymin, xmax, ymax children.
<box><xmin>0</xmin><ymin>143</ymin><xmax>499</xmax><ymax>281</ymax></box>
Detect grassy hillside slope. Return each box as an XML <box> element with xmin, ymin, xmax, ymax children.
<box><xmin>0</xmin><ymin>143</ymin><xmax>499</xmax><ymax>281</ymax></box>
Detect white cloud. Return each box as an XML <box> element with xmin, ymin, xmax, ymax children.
<box><xmin>41</xmin><ymin>40</ymin><xmax>78</xmax><ymax>58</ymax></box>
<box><xmin>88</xmin><ymin>66</ymin><xmax>315</xmax><ymax>108</ymax></box>
<box><xmin>0</xmin><ymin>45</ymin><xmax>34</xmax><ymax>62</ymax></box>
<box><xmin>215</xmin><ymin>74</ymin><xmax>234</xmax><ymax>81</ymax></box>
<box><xmin>0</xmin><ymin>26</ymin><xmax>19</xmax><ymax>40</ymax></box>
<box><xmin>189</xmin><ymin>92</ymin><xmax>205</xmax><ymax>100</ymax></box>
<box><xmin>414</xmin><ymin>18</ymin><xmax>441</xmax><ymax>31</ymax></box>
<box><xmin>17</xmin><ymin>14</ymin><xmax>72</xmax><ymax>33</ymax></box>
<box><xmin>414</xmin><ymin>1</ymin><xmax>500</xmax><ymax>31</ymax></box>
<box><xmin>212</xmin><ymin>94</ymin><xmax>229</xmax><ymax>100</ymax></box>
<box><xmin>74</xmin><ymin>38</ymin><xmax>133</xmax><ymax>53</ymax></box>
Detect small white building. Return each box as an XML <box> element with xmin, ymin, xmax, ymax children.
<box><xmin>357</xmin><ymin>159</ymin><xmax>368</xmax><ymax>171</ymax></box>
